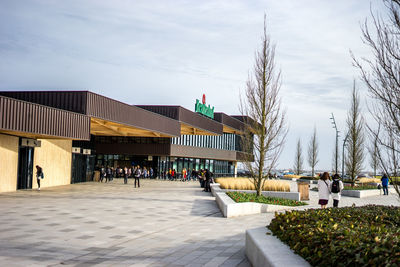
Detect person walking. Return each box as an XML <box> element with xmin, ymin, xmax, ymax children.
<box><xmin>100</xmin><ymin>166</ymin><xmax>106</xmax><ymax>183</ymax></box>
<box><xmin>106</xmin><ymin>166</ymin><xmax>112</xmax><ymax>183</ymax></box>
<box><xmin>204</xmin><ymin>169</ymin><xmax>212</xmax><ymax>192</ymax></box>
<box><xmin>182</xmin><ymin>168</ymin><xmax>187</xmax><ymax>182</ymax></box>
<box><xmin>35</xmin><ymin>165</ymin><xmax>44</xmax><ymax>191</ymax></box>
<box><xmin>168</xmin><ymin>168</ymin><xmax>172</xmax><ymax>180</ymax></box>
<box><xmin>317</xmin><ymin>172</ymin><xmax>331</xmax><ymax>208</ymax></box>
<box><xmin>331</xmin><ymin>174</ymin><xmax>344</xmax><ymax>207</ymax></box>
<box><xmin>381</xmin><ymin>173</ymin><xmax>389</xmax><ymax>195</ymax></box>
<box><xmin>134</xmin><ymin>166</ymin><xmax>141</xmax><ymax>188</ymax></box>
<box><xmin>123</xmin><ymin>166</ymin><xmax>128</xmax><ymax>184</ymax></box>
<box><xmin>191</xmin><ymin>169</ymin><xmax>197</xmax><ymax>182</ymax></box>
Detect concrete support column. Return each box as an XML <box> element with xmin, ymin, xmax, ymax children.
<box><xmin>234</xmin><ymin>161</ymin><xmax>238</xmax><ymax>178</ymax></box>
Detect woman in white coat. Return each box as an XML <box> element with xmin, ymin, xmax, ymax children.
<box><xmin>317</xmin><ymin>172</ymin><xmax>331</xmax><ymax>208</ymax></box>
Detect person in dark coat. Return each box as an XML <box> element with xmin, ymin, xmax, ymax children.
<box><xmin>381</xmin><ymin>174</ymin><xmax>389</xmax><ymax>195</ymax></box>
<box><xmin>134</xmin><ymin>166</ymin><xmax>141</xmax><ymax>188</ymax></box>
<box><xmin>204</xmin><ymin>169</ymin><xmax>212</xmax><ymax>192</ymax></box>
<box><xmin>35</xmin><ymin>165</ymin><xmax>43</xmax><ymax>190</ymax></box>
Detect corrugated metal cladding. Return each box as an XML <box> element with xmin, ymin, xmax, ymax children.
<box><xmin>179</xmin><ymin>107</ymin><xmax>223</xmax><ymax>135</ymax></box>
<box><xmin>0</xmin><ymin>96</ymin><xmax>90</xmax><ymax>140</ymax></box>
<box><xmin>136</xmin><ymin>106</ymin><xmax>180</xmax><ymax>121</ymax></box>
<box><xmin>0</xmin><ymin>91</ymin><xmax>181</xmax><ymax>137</ymax></box>
<box><xmin>214</xmin><ymin>113</ymin><xmax>245</xmax><ymax>131</ymax></box>
<box><xmin>137</xmin><ymin>105</ymin><xmax>223</xmax><ymax>135</ymax></box>
<box><xmin>0</xmin><ymin>91</ymin><xmax>88</xmax><ymax>114</ymax></box>
<box><xmin>86</xmin><ymin>93</ymin><xmax>181</xmax><ymax>137</ymax></box>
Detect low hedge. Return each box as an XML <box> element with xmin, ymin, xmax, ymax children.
<box><xmin>299</xmin><ymin>176</ymin><xmax>317</xmax><ymax>180</ymax></box>
<box><xmin>343</xmin><ymin>185</ymin><xmax>378</xmax><ymax>190</ymax></box>
<box><xmin>226</xmin><ymin>191</ymin><xmax>307</xmax><ymax>206</ymax></box>
<box><xmin>268</xmin><ymin>205</ymin><xmax>400</xmax><ymax>266</ymax></box>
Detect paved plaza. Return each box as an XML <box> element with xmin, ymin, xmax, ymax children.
<box><xmin>0</xmin><ymin>179</ymin><xmax>398</xmax><ymax>267</ymax></box>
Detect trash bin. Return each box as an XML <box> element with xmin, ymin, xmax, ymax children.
<box><xmin>94</xmin><ymin>171</ymin><xmax>100</xmax><ymax>182</ymax></box>
<box><xmin>297</xmin><ymin>181</ymin><xmax>309</xmax><ymax>201</ymax></box>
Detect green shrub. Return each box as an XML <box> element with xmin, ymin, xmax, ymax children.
<box><xmin>344</xmin><ymin>185</ymin><xmax>378</xmax><ymax>190</ymax></box>
<box><xmin>226</xmin><ymin>191</ymin><xmax>307</xmax><ymax>206</ymax></box>
<box><xmin>299</xmin><ymin>176</ymin><xmax>317</xmax><ymax>180</ymax></box>
<box><xmin>268</xmin><ymin>205</ymin><xmax>400</xmax><ymax>266</ymax></box>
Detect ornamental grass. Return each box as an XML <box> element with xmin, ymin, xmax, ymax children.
<box><xmin>215</xmin><ymin>177</ymin><xmax>290</xmax><ymax>192</ymax></box>
<box><xmin>283</xmin><ymin>174</ymin><xmax>302</xmax><ymax>179</ymax></box>
<box><xmin>269</xmin><ymin>205</ymin><xmax>400</xmax><ymax>266</ymax></box>
<box><xmin>357</xmin><ymin>177</ymin><xmax>381</xmax><ymax>184</ymax></box>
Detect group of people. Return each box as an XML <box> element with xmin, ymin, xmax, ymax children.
<box><xmin>160</xmin><ymin>168</ymin><xmax>200</xmax><ymax>181</ymax></box>
<box><xmin>317</xmin><ymin>172</ymin><xmax>344</xmax><ymax>208</ymax></box>
<box><xmin>198</xmin><ymin>169</ymin><xmax>214</xmax><ymax>192</ymax></box>
<box><xmin>99</xmin><ymin>165</ymin><xmax>155</xmax><ymax>188</ymax></box>
<box><xmin>318</xmin><ymin>172</ymin><xmax>391</xmax><ymax>208</ymax></box>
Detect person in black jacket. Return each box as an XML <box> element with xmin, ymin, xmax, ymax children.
<box><xmin>204</xmin><ymin>169</ymin><xmax>212</xmax><ymax>192</ymax></box>
<box><xmin>35</xmin><ymin>165</ymin><xmax>43</xmax><ymax>191</ymax></box>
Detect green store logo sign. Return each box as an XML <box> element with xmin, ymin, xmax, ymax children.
<box><xmin>195</xmin><ymin>94</ymin><xmax>214</xmax><ymax>119</ymax></box>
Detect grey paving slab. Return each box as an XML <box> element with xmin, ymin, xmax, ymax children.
<box><xmin>0</xmin><ymin>179</ymin><xmax>398</xmax><ymax>266</ymax></box>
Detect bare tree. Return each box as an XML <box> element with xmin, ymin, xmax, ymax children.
<box><xmin>307</xmin><ymin>127</ymin><xmax>319</xmax><ymax>177</ymax></box>
<box><xmin>352</xmin><ymin>0</ymin><xmax>400</xmax><ymax>198</ymax></box>
<box><xmin>293</xmin><ymin>138</ymin><xmax>303</xmax><ymax>175</ymax></box>
<box><xmin>240</xmin><ymin>15</ymin><xmax>288</xmax><ymax>196</ymax></box>
<box><xmin>345</xmin><ymin>82</ymin><xmax>365</xmax><ymax>182</ymax></box>
<box><xmin>368</xmin><ymin>129</ymin><xmax>379</xmax><ymax>177</ymax></box>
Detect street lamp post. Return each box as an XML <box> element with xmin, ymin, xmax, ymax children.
<box><xmin>342</xmin><ymin>132</ymin><xmax>349</xmax><ymax>178</ymax></box>
<box><xmin>330</xmin><ymin>113</ymin><xmax>340</xmax><ymax>174</ymax></box>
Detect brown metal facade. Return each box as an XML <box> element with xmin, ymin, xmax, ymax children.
<box><xmin>214</xmin><ymin>112</ymin><xmax>245</xmax><ymax>131</ymax></box>
<box><xmin>86</xmin><ymin>93</ymin><xmax>180</xmax><ymax>137</ymax></box>
<box><xmin>136</xmin><ymin>105</ymin><xmax>223</xmax><ymax>135</ymax></box>
<box><xmin>0</xmin><ymin>95</ymin><xmax>90</xmax><ymax>140</ymax></box>
<box><xmin>0</xmin><ymin>91</ymin><xmax>181</xmax><ymax>137</ymax></box>
<box><xmin>0</xmin><ymin>91</ymin><xmax>88</xmax><ymax>114</ymax></box>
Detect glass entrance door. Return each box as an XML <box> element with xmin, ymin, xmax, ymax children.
<box><xmin>17</xmin><ymin>146</ymin><xmax>34</xmax><ymax>189</ymax></box>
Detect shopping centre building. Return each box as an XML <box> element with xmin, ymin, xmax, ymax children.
<box><xmin>0</xmin><ymin>91</ymin><xmax>253</xmax><ymax>192</ymax></box>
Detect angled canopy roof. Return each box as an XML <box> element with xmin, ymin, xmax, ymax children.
<box><xmin>0</xmin><ymin>91</ymin><xmax>181</xmax><ymax>138</ymax></box>
<box><xmin>213</xmin><ymin>112</ymin><xmax>245</xmax><ymax>134</ymax></box>
<box><xmin>136</xmin><ymin>105</ymin><xmax>223</xmax><ymax>135</ymax></box>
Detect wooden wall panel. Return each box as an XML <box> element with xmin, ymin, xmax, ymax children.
<box><xmin>33</xmin><ymin>139</ymin><xmax>72</xmax><ymax>189</ymax></box>
<box><xmin>0</xmin><ymin>134</ymin><xmax>19</xmax><ymax>192</ymax></box>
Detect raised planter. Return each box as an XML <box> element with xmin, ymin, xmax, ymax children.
<box><xmin>211</xmin><ymin>184</ymin><xmax>300</xmax><ymax>201</ymax></box>
<box><xmin>341</xmin><ymin>189</ymin><xmax>381</xmax><ymax>198</ymax></box>
<box><xmin>246</xmin><ymin>227</ymin><xmax>310</xmax><ymax>267</ymax></box>
<box><xmin>215</xmin><ymin>192</ymin><xmax>292</xmax><ymax>217</ymax></box>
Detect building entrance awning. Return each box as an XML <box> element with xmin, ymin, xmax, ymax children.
<box><xmin>90</xmin><ymin>117</ymin><xmax>175</xmax><ymax>137</ymax></box>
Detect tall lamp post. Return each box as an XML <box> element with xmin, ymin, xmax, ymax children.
<box><xmin>330</xmin><ymin>113</ymin><xmax>340</xmax><ymax>174</ymax></box>
<box><xmin>342</xmin><ymin>132</ymin><xmax>349</xmax><ymax>178</ymax></box>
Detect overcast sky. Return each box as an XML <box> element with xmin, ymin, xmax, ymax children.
<box><xmin>0</xmin><ymin>0</ymin><xmax>386</xmax><ymax>171</ymax></box>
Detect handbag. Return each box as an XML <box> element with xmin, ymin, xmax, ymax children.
<box><xmin>41</xmin><ymin>173</ymin><xmax>44</xmax><ymax>179</ymax></box>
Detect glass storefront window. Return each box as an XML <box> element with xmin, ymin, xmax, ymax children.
<box><xmin>177</xmin><ymin>158</ymin><xmax>183</xmax><ymax>173</ymax></box>
<box><xmin>189</xmin><ymin>158</ymin><xmax>193</xmax><ymax>171</ymax></box>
